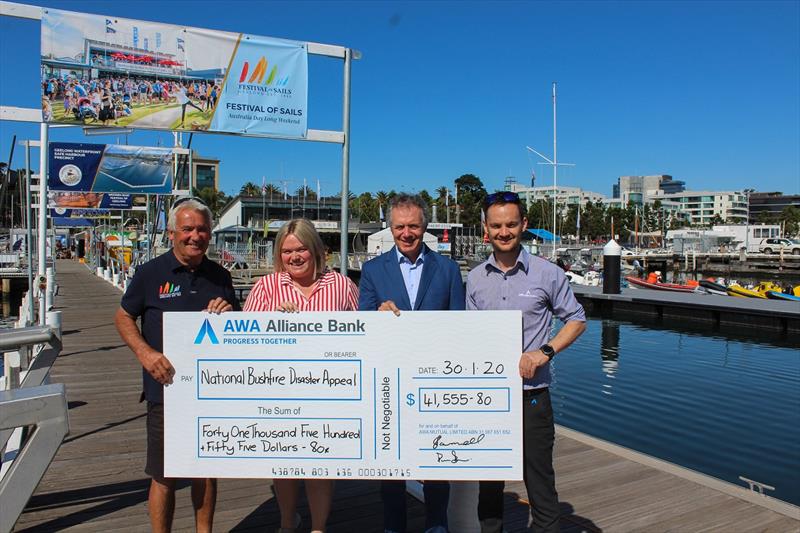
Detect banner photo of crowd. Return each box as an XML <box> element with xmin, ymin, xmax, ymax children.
<box><xmin>49</xmin><ymin>142</ymin><xmax>174</xmax><ymax>194</ymax></box>
<box><xmin>41</xmin><ymin>8</ymin><xmax>308</xmax><ymax>138</ymax></box>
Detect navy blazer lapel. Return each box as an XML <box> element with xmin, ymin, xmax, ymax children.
<box><xmin>414</xmin><ymin>246</ymin><xmax>438</xmax><ymax>310</ymax></box>
<box><xmin>384</xmin><ymin>247</ymin><xmax>412</xmax><ymax>310</ymax></box>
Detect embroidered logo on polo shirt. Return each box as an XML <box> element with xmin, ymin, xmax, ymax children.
<box><xmin>159</xmin><ymin>282</ymin><xmax>182</xmax><ymax>299</ymax></box>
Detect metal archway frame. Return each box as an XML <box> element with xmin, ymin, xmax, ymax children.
<box><xmin>0</xmin><ymin>0</ymin><xmax>357</xmax><ymax>286</ymax></box>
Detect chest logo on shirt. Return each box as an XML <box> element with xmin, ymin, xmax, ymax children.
<box><xmin>158</xmin><ymin>282</ymin><xmax>182</xmax><ymax>299</ymax></box>
<box><xmin>518</xmin><ymin>289</ymin><xmax>539</xmax><ymax>298</ymax></box>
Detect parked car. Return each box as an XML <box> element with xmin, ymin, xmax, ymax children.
<box><xmin>759</xmin><ymin>237</ymin><xmax>800</xmax><ymax>255</ymax></box>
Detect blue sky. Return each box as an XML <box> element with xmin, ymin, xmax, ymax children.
<box><xmin>1</xmin><ymin>0</ymin><xmax>798</xmax><ymax>198</ymax></box>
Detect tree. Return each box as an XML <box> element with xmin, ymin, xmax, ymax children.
<box><xmin>296</xmin><ymin>185</ymin><xmax>317</xmax><ymax>201</ymax></box>
<box><xmin>193</xmin><ymin>186</ymin><xmax>229</xmax><ymax>219</ymax></box>
<box><xmin>240</xmin><ymin>181</ymin><xmax>261</xmax><ymax>197</ymax></box>
<box><xmin>418</xmin><ymin>189</ymin><xmax>433</xmax><ymax>209</ymax></box>
<box><xmin>264</xmin><ymin>183</ymin><xmax>282</xmax><ymax>199</ymax></box>
<box><xmin>708</xmin><ymin>213</ymin><xmax>725</xmax><ymax>228</ymax></box>
<box><xmin>526</xmin><ymin>199</ymin><xmax>553</xmax><ymax>233</ymax></box>
<box><xmin>455</xmin><ymin>173</ymin><xmax>487</xmax><ymax>227</ymax></box>
<box><xmin>780</xmin><ymin>206</ymin><xmax>800</xmax><ymax>237</ymax></box>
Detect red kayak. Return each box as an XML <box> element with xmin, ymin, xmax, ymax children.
<box><xmin>625</xmin><ymin>276</ymin><xmax>699</xmax><ymax>292</ymax></box>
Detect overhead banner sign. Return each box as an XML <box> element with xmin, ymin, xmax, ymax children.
<box><xmin>49</xmin><ymin>142</ymin><xmax>173</xmax><ymax>194</ymax></box>
<box><xmin>48</xmin><ymin>191</ymin><xmax>136</xmax><ymax>209</ymax></box>
<box><xmin>41</xmin><ymin>8</ymin><xmax>308</xmax><ymax>138</ymax></box>
<box><xmin>52</xmin><ymin>217</ymin><xmax>94</xmax><ymax>227</ymax></box>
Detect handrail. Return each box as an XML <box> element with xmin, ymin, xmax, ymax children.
<box><xmin>0</xmin><ymin>325</ymin><xmax>56</xmax><ymax>351</ymax></box>
<box><xmin>0</xmin><ymin>383</ymin><xmax>69</xmax><ymax>533</ymax></box>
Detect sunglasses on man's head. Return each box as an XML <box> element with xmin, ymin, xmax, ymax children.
<box><xmin>173</xmin><ymin>196</ymin><xmax>208</xmax><ymax>208</ymax></box>
<box><xmin>484</xmin><ymin>191</ymin><xmax>520</xmax><ymax>208</ymax></box>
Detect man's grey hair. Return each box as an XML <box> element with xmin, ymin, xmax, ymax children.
<box><xmin>389</xmin><ymin>194</ymin><xmax>429</xmax><ymax>229</ymax></box>
<box><xmin>167</xmin><ymin>198</ymin><xmax>213</xmax><ymax>231</ymax></box>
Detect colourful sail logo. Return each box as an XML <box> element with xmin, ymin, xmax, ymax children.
<box><xmin>238</xmin><ymin>57</ymin><xmax>289</xmax><ymax>87</ymax></box>
<box><xmin>159</xmin><ymin>282</ymin><xmax>180</xmax><ymax>294</ymax></box>
<box><xmin>158</xmin><ymin>282</ymin><xmax>181</xmax><ymax>299</ymax></box>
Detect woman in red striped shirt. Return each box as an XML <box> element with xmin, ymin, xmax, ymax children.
<box><xmin>243</xmin><ymin>218</ymin><xmax>358</xmax><ymax>533</ymax></box>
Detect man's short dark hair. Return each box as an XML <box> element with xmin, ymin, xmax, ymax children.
<box><xmin>389</xmin><ymin>194</ymin><xmax>429</xmax><ymax>229</ymax></box>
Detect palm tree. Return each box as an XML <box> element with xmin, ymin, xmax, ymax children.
<box><xmin>375</xmin><ymin>190</ymin><xmax>389</xmax><ymax>221</ymax></box>
<box><xmin>296</xmin><ymin>185</ymin><xmax>317</xmax><ymax>200</ymax></box>
<box><xmin>239</xmin><ymin>181</ymin><xmax>261</xmax><ymax>197</ymax></box>
<box><xmin>264</xmin><ymin>183</ymin><xmax>282</xmax><ymax>200</ymax></box>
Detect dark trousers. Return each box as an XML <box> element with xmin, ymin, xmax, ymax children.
<box><xmin>478</xmin><ymin>388</ymin><xmax>560</xmax><ymax>533</ymax></box>
<box><xmin>382</xmin><ymin>480</ymin><xmax>449</xmax><ymax>532</ymax></box>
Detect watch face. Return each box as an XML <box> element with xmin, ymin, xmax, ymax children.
<box><xmin>542</xmin><ymin>344</ymin><xmax>555</xmax><ymax>358</ymax></box>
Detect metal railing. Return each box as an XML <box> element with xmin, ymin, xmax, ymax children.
<box><xmin>216</xmin><ymin>243</ymin><xmax>273</xmax><ymax>270</ymax></box>
<box><xmin>326</xmin><ymin>251</ymin><xmax>377</xmax><ymax>271</ymax></box>
<box><xmin>0</xmin><ymin>323</ymin><xmax>67</xmax><ymax>533</ymax></box>
<box><xmin>0</xmin><ymin>384</ymin><xmax>69</xmax><ymax>533</ymax></box>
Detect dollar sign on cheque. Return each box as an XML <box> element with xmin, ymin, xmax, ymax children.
<box><xmin>406</xmin><ymin>393</ymin><xmax>415</xmax><ymax>406</ymax></box>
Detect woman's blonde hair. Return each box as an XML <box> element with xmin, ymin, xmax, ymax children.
<box><xmin>273</xmin><ymin>218</ymin><xmax>326</xmax><ymax>278</ymax></box>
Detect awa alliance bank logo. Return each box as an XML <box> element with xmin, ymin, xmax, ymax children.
<box><xmin>194</xmin><ymin>318</ymin><xmax>220</xmax><ymax>345</ymax></box>
<box><xmin>236</xmin><ymin>56</ymin><xmax>292</xmax><ymax>97</ymax></box>
<box><xmin>158</xmin><ymin>282</ymin><xmax>181</xmax><ymax>299</ymax></box>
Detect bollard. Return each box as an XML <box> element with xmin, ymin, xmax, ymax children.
<box><xmin>47</xmin><ymin>310</ymin><xmax>63</xmax><ymax>340</ymax></box>
<box><xmin>104</xmin><ymin>268</ymin><xmax>111</xmax><ymax>281</ymax></box>
<box><xmin>603</xmin><ymin>239</ymin><xmax>621</xmax><ymax>294</ymax></box>
<box><xmin>112</xmin><ymin>273</ymin><xmax>120</xmax><ymax>286</ymax></box>
<box><xmin>45</xmin><ymin>285</ymin><xmax>53</xmax><ymax>311</ymax></box>
<box><xmin>47</xmin><ymin>267</ymin><xmax>57</xmax><ymax>297</ymax></box>
<box><xmin>123</xmin><ymin>277</ymin><xmax>131</xmax><ymax>292</ymax></box>
<box><xmin>96</xmin><ymin>267</ymin><xmax>104</xmax><ymax>277</ymax></box>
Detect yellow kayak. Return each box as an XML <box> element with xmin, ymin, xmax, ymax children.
<box><xmin>727</xmin><ymin>281</ymin><xmax>782</xmax><ymax>299</ymax></box>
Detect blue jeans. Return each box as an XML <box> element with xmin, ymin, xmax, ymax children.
<box><xmin>382</xmin><ymin>480</ymin><xmax>449</xmax><ymax>533</ymax></box>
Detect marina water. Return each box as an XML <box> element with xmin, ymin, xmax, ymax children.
<box><xmin>551</xmin><ymin>317</ymin><xmax>800</xmax><ymax>506</ymax></box>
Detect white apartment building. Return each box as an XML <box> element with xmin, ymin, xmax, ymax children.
<box><xmin>651</xmin><ymin>190</ymin><xmax>748</xmax><ymax>225</ymax></box>
<box><xmin>505</xmin><ymin>183</ymin><xmax>606</xmax><ymax>214</ymax></box>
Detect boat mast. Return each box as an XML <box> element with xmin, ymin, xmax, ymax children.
<box><xmin>552</xmin><ymin>82</ymin><xmax>557</xmax><ymax>260</ymax></box>
<box><xmin>525</xmin><ymin>82</ymin><xmax>574</xmax><ymax>259</ymax></box>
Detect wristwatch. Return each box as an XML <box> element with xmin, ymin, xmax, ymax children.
<box><xmin>540</xmin><ymin>344</ymin><xmax>556</xmax><ymax>361</ymax></box>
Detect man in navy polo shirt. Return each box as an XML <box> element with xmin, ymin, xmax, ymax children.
<box><xmin>467</xmin><ymin>192</ymin><xmax>586</xmax><ymax>533</ymax></box>
<box><xmin>115</xmin><ymin>198</ymin><xmax>239</xmax><ymax>532</ymax></box>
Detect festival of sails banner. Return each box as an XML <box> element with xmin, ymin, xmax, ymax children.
<box><xmin>41</xmin><ymin>8</ymin><xmax>308</xmax><ymax>138</ymax></box>
<box><xmin>49</xmin><ymin>142</ymin><xmax>173</xmax><ymax>194</ymax></box>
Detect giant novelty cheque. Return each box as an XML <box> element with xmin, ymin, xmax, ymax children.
<box><xmin>163</xmin><ymin>311</ymin><xmax>523</xmax><ymax>480</ymax></box>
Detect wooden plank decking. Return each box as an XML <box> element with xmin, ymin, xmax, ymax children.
<box><xmin>12</xmin><ymin>259</ymin><xmax>800</xmax><ymax>532</ymax></box>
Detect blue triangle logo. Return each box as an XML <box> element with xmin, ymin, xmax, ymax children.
<box><xmin>194</xmin><ymin>318</ymin><xmax>219</xmax><ymax>345</ymax></box>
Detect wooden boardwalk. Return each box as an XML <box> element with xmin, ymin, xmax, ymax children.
<box><xmin>13</xmin><ymin>259</ymin><xmax>800</xmax><ymax>532</ymax></box>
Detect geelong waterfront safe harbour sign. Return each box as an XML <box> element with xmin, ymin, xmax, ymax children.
<box><xmin>163</xmin><ymin>311</ymin><xmax>523</xmax><ymax>480</ymax></box>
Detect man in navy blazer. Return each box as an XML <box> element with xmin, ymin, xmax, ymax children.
<box><xmin>359</xmin><ymin>194</ymin><xmax>465</xmax><ymax>533</ymax></box>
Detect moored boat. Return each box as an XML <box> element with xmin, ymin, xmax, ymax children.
<box><xmin>727</xmin><ymin>281</ymin><xmax>782</xmax><ymax>299</ymax></box>
<box><xmin>625</xmin><ymin>276</ymin><xmax>699</xmax><ymax>292</ymax></box>
<box><xmin>699</xmin><ymin>279</ymin><xmax>728</xmax><ymax>296</ymax></box>
<box><xmin>766</xmin><ymin>290</ymin><xmax>800</xmax><ymax>302</ymax></box>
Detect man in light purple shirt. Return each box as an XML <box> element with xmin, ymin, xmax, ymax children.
<box><xmin>467</xmin><ymin>191</ymin><xmax>586</xmax><ymax>533</ymax></box>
